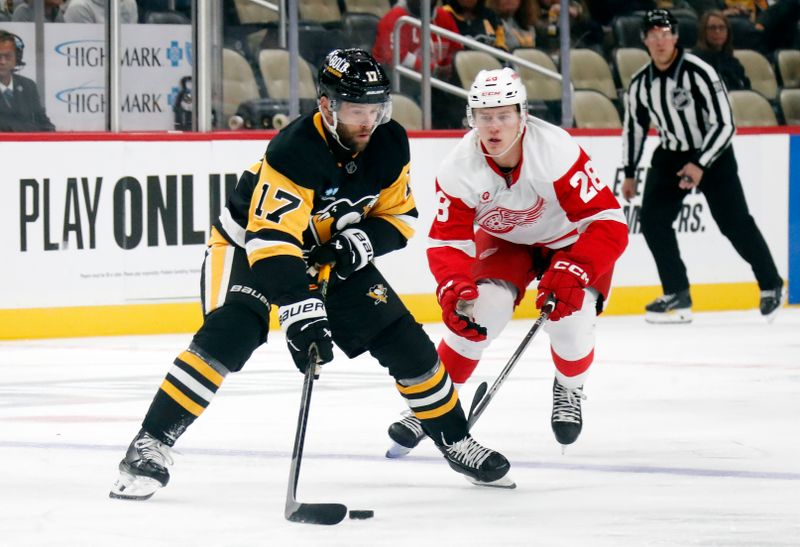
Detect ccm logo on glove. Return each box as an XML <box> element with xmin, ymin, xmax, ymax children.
<box><xmin>553</xmin><ymin>260</ymin><xmax>590</xmax><ymax>285</ymax></box>
<box><xmin>537</xmin><ymin>257</ymin><xmax>591</xmax><ymax>322</ymax></box>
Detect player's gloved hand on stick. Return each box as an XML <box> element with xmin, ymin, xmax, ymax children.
<box><xmin>536</xmin><ymin>255</ymin><xmax>591</xmax><ymax>321</ymax></box>
<box><xmin>279</xmin><ymin>297</ymin><xmax>334</xmax><ymax>373</ymax></box>
<box><xmin>307</xmin><ymin>228</ymin><xmax>374</xmax><ymax>280</ymax></box>
<box><xmin>437</xmin><ymin>277</ymin><xmax>487</xmax><ymax>341</ymax></box>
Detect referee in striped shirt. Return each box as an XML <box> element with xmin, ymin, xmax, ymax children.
<box><xmin>621</xmin><ymin>9</ymin><xmax>784</xmax><ymax>324</ymax></box>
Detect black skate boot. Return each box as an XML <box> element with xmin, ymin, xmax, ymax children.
<box><xmin>759</xmin><ymin>282</ymin><xmax>786</xmax><ymax>323</ymax></box>
<box><xmin>437</xmin><ymin>435</ymin><xmax>515</xmax><ymax>488</ymax></box>
<box><xmin>551</xmin><ymin>379</ymin><xmax>586</xmax><ymax>449</ymax></box>
<box><xmin>385</xmin><ymin>410</ymin><xmax>426</xmax><ymax>458</ymax></box>
<box><xmin>109</xmin><ymin>429</ymin><xmax>174</xmax><ymax>500</ymax></box>
<box><xmin>645</xmin><ymin>289</ymin><xmax>692</xmax><ymax>324</ymax></box>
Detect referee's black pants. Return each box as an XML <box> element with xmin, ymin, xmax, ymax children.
<box><xmin>640</xmin><ymin>146</ymin><xmax>781</xmax><ymax>295</ymax></box>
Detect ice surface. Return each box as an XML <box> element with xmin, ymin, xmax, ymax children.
<box><xmin>1</xmin><ymin>310</ymin><xmax>799</xmax><ymax>546</ymax></box>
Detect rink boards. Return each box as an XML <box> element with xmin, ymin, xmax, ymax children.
<box><xmin>1</xmin><ymin>128</ymin><xmax>797</xmax><ymax>339</ymax></box>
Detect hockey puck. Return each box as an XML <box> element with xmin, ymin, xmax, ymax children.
<box><xmin>348</xmin><ymin>510</ymin><xmax>374</xmax><ymax>520</ymax></box>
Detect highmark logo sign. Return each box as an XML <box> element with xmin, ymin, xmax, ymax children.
<box><xmin>55</xmin><ymin>83</ymin><xmax>105</xmax><ymax>113</ymax></box>
<box><xmin>166</xmin><ymin>40</ymin><xmax>183</xmax><ymax>67</ymax></box>
<box><xmin>53</xmin><ymin>39</ymin><xmax>189</xmax><ymax>68</ymax></box>
<box><xmin>55</xmin><ymin>84</ymin><xmax>167</xmax><ymax>114</ymax></box>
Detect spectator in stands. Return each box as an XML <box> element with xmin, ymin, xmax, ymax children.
<box><xmin>12</xmin><ymin>0</ymin><xmax>64</xmax><ymax>22</ymax></box>
<box><xmin>63</xmin><ymin>0</ymin><xmax>137</xmax><ymax>23</ymax></box>
<box><xmin>534</xmin><ymin>0</ymin><xmax>603</xmax><ymax>53</ymax></box>
<box><xmin>694</xmin><ymin>10</ymin><xmax>750</xmax><ymax>90</ymax></box>
<box><xmin>488</xmin><ymin>0</ymin><xmax>536</xmax><ymax>50</ymax></box>
<box><xmin>692</xmin><ymin>0</ymin><xmax>800</xmax><ymax>53</ymax></box>
<box><xmin>656</xmin><ymin>0</ymin><xmax>697</xmax><ymax>15</ymax></box>
<box><xmin>721</xmin><ymin>0</ymin><xmax>768</xmax><ymax>22</ymax></box>
<box><xmin>0</xmin><ymin>30</ymin><xmax>54</xmax><ymax>131</ymax></box>
<box><xmin>685</xmin><ymin>0</ymin><xmax>722</xmax><ymax>16</ymax></box>
<box><xmin>584</xmin><ymin>0</ymin><xmax>656</xmax><ymax>26</ymax></box>
<box><xmin>753</xmin><ymin>0</ymin><xmax>800</xmax><ymax>52</ymax></box>
<box><xmin>441</xmin><ymin>0</ymin><xmax>507</xmax><ymax>50</ymax></box>
<box><xmin>373</xmin><ymin>0</ymin><xmax>461</xmax><ymax>78</ymax></box>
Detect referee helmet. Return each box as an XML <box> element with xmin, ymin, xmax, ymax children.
<box><xmin>641</xmin><ymin>9</ymin><xmax>678</xmax><ymax>38</ymax></box>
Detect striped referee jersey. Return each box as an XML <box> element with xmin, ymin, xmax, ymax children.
<box><xmin>622</xmin><ymin>48</ymin><xmax>735</xmax><ymax>178</ymax></box>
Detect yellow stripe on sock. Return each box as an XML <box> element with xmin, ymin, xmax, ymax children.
<box><xmin>413</xmin><ymin>390</ymin><xmax>459</xmax><ymax>420</ymax></box>
<box><xmin>396</xmin><ymin>363</ymin><xmax>445</xmax><ymax>395</ymax></box>
<box><xmin>160</xmin><ymin>379</ymin><xmax>205</xmax><ymax>417</ymax></box>
<box><xmin>178</xmin><ymin>351</ymin><xmax>224</xmax><ymax>387</ymax></box>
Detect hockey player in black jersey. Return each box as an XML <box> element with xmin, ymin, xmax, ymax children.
<box><xmin>109</xmin><ymin>49</ymin><xmax>513</xmax><ymax>501</ymax></box>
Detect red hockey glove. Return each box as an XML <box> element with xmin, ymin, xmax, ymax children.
<box><xmin>536</xmin><ymin>256</ymin><xmax>591</xmax><ymax>322</ymax></box>
<box><xmin>437</xmin><ymin>277</ymin><xmax>487</xmax><ymax>341</ymax></box>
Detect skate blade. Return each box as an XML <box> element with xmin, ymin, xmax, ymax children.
<box><xmin>645</xmin><ymin>309</ymin><xmax>692</xmax><ymax>324</ymax></box>
<box><xmin>763</xmin><ymin>288</ymin><xmax>787</xmax><ymax>324</ymax></box>
<box><xmin>109</xmin><ymin>472</ymin><xmax>163</xmax><ymax>501</ymax></box>
<box><xmin>468</xmin><ymin>474</ymin><xmax>517</xmax><ymax>489</ymax></box>
<box><xmin>385</xmin><ymin>442</ymin><xmax>414</xmax><ymax>459</ymax></box>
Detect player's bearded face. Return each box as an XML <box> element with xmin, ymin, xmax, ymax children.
<box><xmin>474</xmin><ymin>105</ymin><xmax>521</xmax><ymax>154</ymax></box>
<box><xmin>332</xmin><ymin>101</ymin><xmax>387</xmax><ymax>152</ymax></box>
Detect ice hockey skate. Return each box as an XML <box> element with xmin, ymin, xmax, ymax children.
<box><xmin>760</xmin><ymin>282</ymin><xmax>786</xmax><ymax>323</ymax></box>
<box><xmin>551</xmin><ymin>379</ymin><xmax>586</xmax><ymax>450</ymax></box>
<box><xmin>385</xmin><ymin>410</ymin><xmax>426</xmax><ymax>458</ymax></box>
<box><xmin>644</xmin><ymin>289</ymin><xmax>692</xmax><ymax>324</ymax></box>
<box><xmin>437</xmin><ymin>435</ymin><xmax>515</xmax><ymax>488</ymax></box>
<box><xmin>109</xmin><ymin>429</ymin><xmax>174</xmax><ymax>500</ymax></box>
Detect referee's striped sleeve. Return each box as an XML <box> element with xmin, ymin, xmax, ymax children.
<box><xmin>622</xmin><ymin>72</ymin><xmax>650</xmax><ymax>178</ymax></box>
<box><xmin>689</xmin><ymin>61</ymin><xmax>735</xmax><ymax>168</ymax></box>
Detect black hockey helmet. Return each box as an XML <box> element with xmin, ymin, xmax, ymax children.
<box><xmin>317</xmin><ymin>48</ymin><xmax>391</xmax><ymax>105</ymax></box>
<box><xmin>641</xmin><ymin>9</ymin><xmax>678</xmax><ymax>37</ymax></box>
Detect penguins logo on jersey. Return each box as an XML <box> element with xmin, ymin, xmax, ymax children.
<box><xmin>313</xmin><ymin>195</ymin><xmax>379</xmax><ymax>242</ymax></box>
<box><xmin>367</xmin><ymin>284</ymin><xmax>389</xmax><ymax>305</ymax></box>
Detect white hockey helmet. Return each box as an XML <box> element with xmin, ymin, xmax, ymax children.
<box><xmin>466</xmin><ymin>67</ymin><xmax>528</xmax><ymax>127</ymax></box>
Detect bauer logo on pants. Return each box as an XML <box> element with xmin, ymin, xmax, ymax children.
<box><xmin>367</xmin><ymin>284</ymin><xmax>388</xmax><ymax>305</ymax></box>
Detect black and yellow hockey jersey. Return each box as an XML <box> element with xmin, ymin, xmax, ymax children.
<box><xmin>213</xmin><ymin>111</ymin><xmax>417</xmax><ymax>306</ymax></box>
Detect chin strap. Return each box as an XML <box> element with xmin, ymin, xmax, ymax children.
<box><xmin>319</xmin><ymin>101</ymin><xmax>352</xmax><ymax>151</ymax></box>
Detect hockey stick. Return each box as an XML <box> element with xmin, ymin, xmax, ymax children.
<box><xmin>467</xmin><ymin>296</ymin><xmax>556</xmax><ymax>429</ymax></box>
<box><xmin>285</xmin><ymin>265</ymin><xmax>348</xmax><ymax>525</ymax></box>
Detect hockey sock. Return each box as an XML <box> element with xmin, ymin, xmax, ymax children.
<box><xmin>551</xmin><ymin>347</ymin><xmax>593</xmax><ymax>389</ymax></box>
<box><xmin>395</xmin><ymin>361</ymin><xmax>468</xmax><ymax>445</ymax></box>
<box><xmin>437</xmin><ymin>341</ymin><xmax>480</xmax><ymax>384</ymax></box>
<box><xmin>142</xmin><ymin>345</ymin><xmax>229</xmax><ymax>446</ymax></box>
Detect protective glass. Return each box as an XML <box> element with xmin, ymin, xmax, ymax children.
<box><xmin>333</xmin><ymin>99</ymin><xmax>392</xmax><ymax>127</ymax></box>
<box><xmin>471</xmin><ymin>107</ymin><xmax>520</xmax><ymax>129</ymax></box>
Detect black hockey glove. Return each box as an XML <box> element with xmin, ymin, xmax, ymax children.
<box><xmin>278</xmin><ymin>297</ymin><xmax>334</xmax><ymax>373</ymax></box>
<box><xmin>307</xmin><ymin>228</ymin><xmax>374</xmax><ymax>280</ymax></box>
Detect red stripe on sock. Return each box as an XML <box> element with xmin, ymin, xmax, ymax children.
<box><xmin>551</xmin><ymin>347</ymin><xmax>594</xmax><ymax>377</ymax></box>
<box><xmin>437</xmin><ymin>340</ymin><xmax>480</xmax><ymax>384</ymax></box>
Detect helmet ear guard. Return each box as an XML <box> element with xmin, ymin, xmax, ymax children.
<box><xmin>465</xmin><ymin>67</ymin><xmax>527</xmax><ymax>128</ymax></box>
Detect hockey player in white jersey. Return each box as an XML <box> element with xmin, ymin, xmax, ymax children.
<box><xmin>386</xmin><ymin>67</ymin><xmax>629</xmax><ymax>457</ymax></box>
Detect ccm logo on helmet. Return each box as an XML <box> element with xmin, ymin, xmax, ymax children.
<box><xmin>553</xmin><ymin>260</ymin><xmax>590</xmax><ymax>285</ymax></box>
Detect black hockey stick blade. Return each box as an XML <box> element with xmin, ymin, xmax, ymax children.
<box><xmin>467</xmin><ymin>381</ymin><xmax>488</xmax><ymax>425</ymax></box>
<box><xmin>286</xmin><ymin>501</ymin><xmax>348</xmax><ymax>525</ymax></box>
<box><xmin>284</xmin><ymin>264</ymin><xmax>349</xmax><ymax>526</ymax></box>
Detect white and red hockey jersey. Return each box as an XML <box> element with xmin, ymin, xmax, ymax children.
<box><xmin>428</xmin><ymin>116</ymin><xmax>628</xmax><ymax>287</ymax></box>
